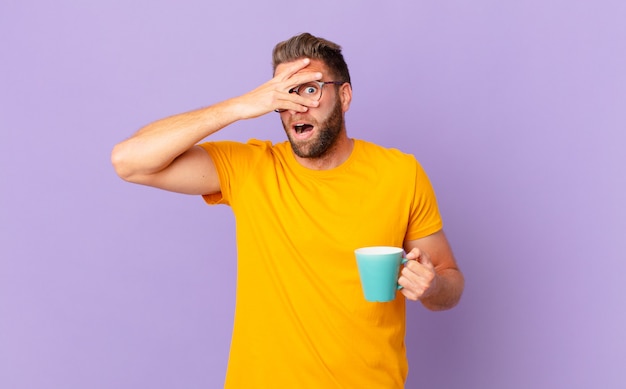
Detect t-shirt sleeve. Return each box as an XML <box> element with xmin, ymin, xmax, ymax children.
<box><xmin>198</xmin><ymin>140</ymin><xmax>269</xmax><ymax>206</ymax></box>
<box><xmin>404</xmin><ymin>159</ymin><xmax>444</xmax><ymax>240</ymax></box>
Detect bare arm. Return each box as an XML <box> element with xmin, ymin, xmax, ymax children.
<box><xmin>400</xmin><ymin>230</ymin><xmax>465</xmax><ymax>310</ymax></box>
<box><xmin>111</xmin><ymin>101</ymin><xmax>235</xmax><ymax>194</ymax></box>
<box><xmin>111</xmin><ymin>58</ymin><xmax>323</xmax><ymax>194</ymax></box>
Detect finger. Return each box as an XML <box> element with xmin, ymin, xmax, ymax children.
<box><xmin>400</xmin><ymin>287</ymin><xmax>420</xmax><ymax>301</ymax></box>
<box><xmin>275</xmin><ymin>102</ymin><xmax>313</xmax><ymax>114</ymax></box>
<box><xmin>400</xmin><ymin>268</ymin><xmax>433</xmax><ymax>301</ymax></box>
<box><xmin>276</xmin><ymin>71</ymin><xmax>324</xmax><ymax>97</ymax></box>
<box><xmin>276</xmin><ymin>62</ymin><xmax>324</xmax><ymax>91</ymax></box>
<box><xmin>404</xmin><ymin>248</ymin><xmax>421</xmax><ymax>261</ymax></box>
<box><xmin>275</xmin><ymin>93</ymin><xmax>321</xmax><ymax>113</ymax></box>
<box><xmin>418</xmin><ymin>252</ymin><xmax>433</xmax><ymax>267</ymax></box>
<box><xmin>401</xmin><ymin>261</ymin><xmax>424</xmax><ymax>282</ymax></box>
<box><xmin>402</xmin><ymin>260</ymin><xmax>435</xmax><ymax>294</ymax></box>
<box><xmin>405</xmin><ymin>248</ymin><xmax>433</xmax><ymax>268</ymax></box>
<box><xmin>398</xmin><ymin>276</ymin><xmax>422</xmax><ymax>301</ymax></box>
<box><xmin>275</xmin><ymin>58</ymin><xmax>312</xmax><ymax>80</ymax></box>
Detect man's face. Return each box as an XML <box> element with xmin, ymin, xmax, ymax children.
<box><xmin>276</xmin><ymin>59</ymin><xmax>346</xmax><ymax>159</ymax></box>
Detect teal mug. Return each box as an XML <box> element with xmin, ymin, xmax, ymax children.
<box><xmin>354</xmin><ymin>246</ymin><xmax>407</xmax><ymax>302</ymax></box>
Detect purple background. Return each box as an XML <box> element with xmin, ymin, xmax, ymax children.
<box><xmin>2</xmin><ymin>1</ymin><xmax>625</xmax><ymax>388</ymax></box>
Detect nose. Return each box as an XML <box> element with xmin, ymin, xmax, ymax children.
<box><xmin>282</xmin><ymin>107</ymin><xmax>307</xmax><ymax>116</ymax></box>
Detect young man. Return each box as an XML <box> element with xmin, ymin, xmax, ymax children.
<box><xmin>112</xmin><ymin>33</ymin><xmax>464</xmax><ymax>388</ymax></box>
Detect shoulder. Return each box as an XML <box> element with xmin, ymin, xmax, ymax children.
<box><xmin>198</xmin><ymin>139</ymin><xmax>282</xmax><ymax>161</ymax></box>
<box><xmin>354</xmin><ymin>139</ymin><xmax>419</xmax><ymax>167</ymax></box>
<box><xmin>197</xmin><ymin>139</ymin><xmax>285</xmax><ymax>175</ymax></box>
<box><xmin>199</xmin><ymin>139</ymin><xmax>274</xmax><ymax>152</ymax></box>
<box><xmin>352</xmin><ymin>139</ymin><xmax>434</xmax><ymax>187</ymax></box>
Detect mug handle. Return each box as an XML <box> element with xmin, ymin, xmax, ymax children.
<box><xmin>397</xmin><ymin>258</ymin><xmax>409</xmax><ymax>290</ymax></box>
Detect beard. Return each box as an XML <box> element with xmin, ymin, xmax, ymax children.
<box><xmin>282</xmin><ymin>98</ymin><xmax>344</xmax><ymax>159</ymax></box>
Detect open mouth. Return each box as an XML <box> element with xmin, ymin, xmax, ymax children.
<box><xmin>294</xmin><ymin>123</ymin><xmax>314</xmax><ymax>134</ymax></box>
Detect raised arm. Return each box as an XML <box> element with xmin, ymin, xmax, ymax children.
<box><xmin>111</xmin><ymin>58</ymin><xmax>323</xmax><ymax>194</ymax></box>
<box><xmin>400</xmin><ymin>230</ymin><xmax>464</xmax><ymax>310</ymax></box>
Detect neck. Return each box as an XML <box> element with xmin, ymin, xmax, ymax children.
<box><xmin>294</xmin><ymin>132</ymin><xmax>354</xmax><ymax>170</ymax></box>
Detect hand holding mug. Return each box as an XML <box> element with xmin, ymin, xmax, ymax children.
<box><xmin>398</xmin><ymin>247</ymin><xmax>439</xmax><ymax>301</ymax></box>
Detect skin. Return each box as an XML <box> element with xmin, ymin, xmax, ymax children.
<box><xmin>276</xmin><ymin>59</ymin><xmax>354</xmax><ymax>170</ymax></box>
<box><xmin>111</xmin><ymin>57</ymin><xmax>464</xmax><ymax>310</ymax></box>
<box><xmin>281</xmin><ymin>96</ymin><xmax>343</xmax><ymax>159</ymax></box>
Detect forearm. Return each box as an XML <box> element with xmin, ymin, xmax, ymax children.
<box><xmin>112</xmin><ymin>98</ymin><xmax>242</xmax><ymax>179</ymax></box>
<box><xmin>420</xmin><ymin>268</ymin><xmax>464</xmax><ymax>311</ymax></box>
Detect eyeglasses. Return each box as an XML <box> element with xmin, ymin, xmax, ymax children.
<box><xmin>275</xmin><ymin>81</ymin><xmax>347</xmax><ymax>112</ymax></box>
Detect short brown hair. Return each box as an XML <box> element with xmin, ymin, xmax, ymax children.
<box><xmin>272</xmin><ymin>33</ymin><xmax>351</xmax><ymax>84</ymax></box>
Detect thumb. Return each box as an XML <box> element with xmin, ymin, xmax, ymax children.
<box><xmin>406</xmin><ymin>247</ymin><xmax>426</xmax><ymax>262</ymax></box>
<box><xmin>417</xmin><ymin>250</ymin><xmax>432</xmax><ymax>266</ymax></box>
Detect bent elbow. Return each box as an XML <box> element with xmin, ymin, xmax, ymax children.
<box><xmin>111</xmin><ymin>143</ymin><xmax>135</xmax><ymax>182</ymax></box>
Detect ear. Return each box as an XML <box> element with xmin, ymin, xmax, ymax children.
<box><xmin>339</xmin><ymin>83</ymin><xmax>352</xmax><ymax>112</ymax></box>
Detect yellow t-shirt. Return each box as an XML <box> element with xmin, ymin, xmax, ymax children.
<box><xmin>200</xmin><ymin>139</ymin><xmax>442</xmax><ymax>388</ymax></box>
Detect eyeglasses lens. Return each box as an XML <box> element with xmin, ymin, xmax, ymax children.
<box><xmin>292</xmin><ymin>82</ymin><xmax>322</xmax><ymax>100</ymax></box>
